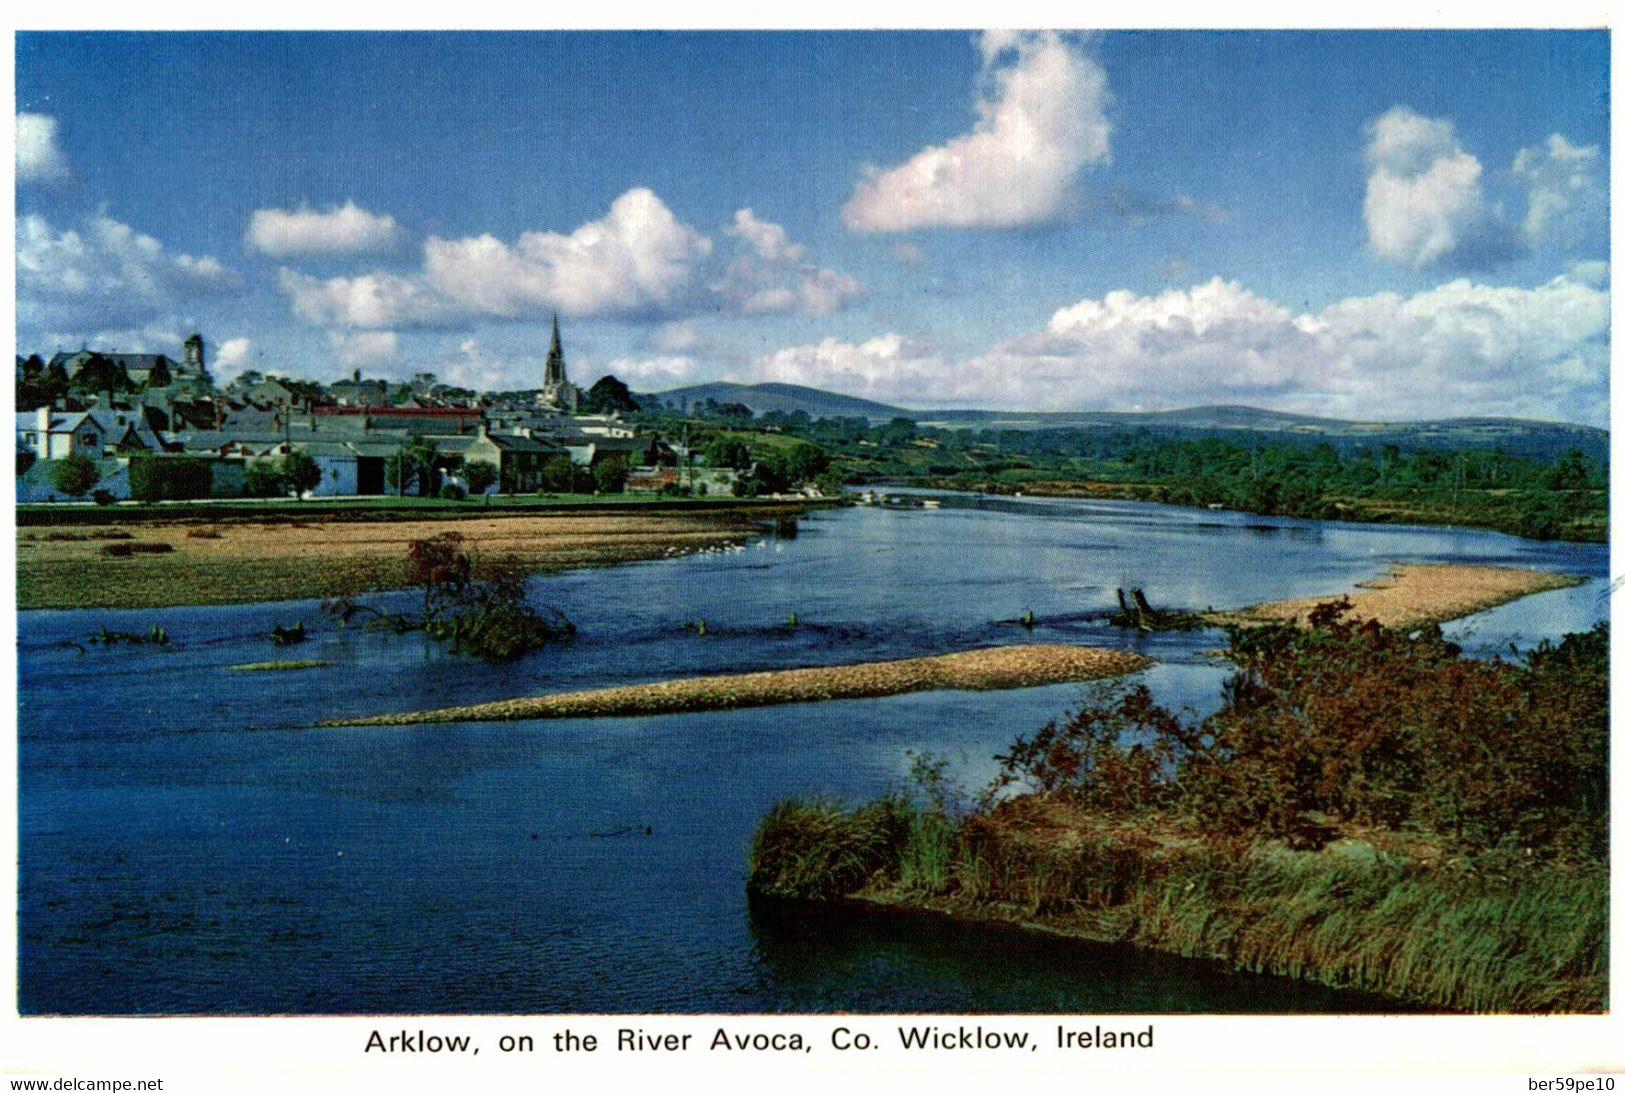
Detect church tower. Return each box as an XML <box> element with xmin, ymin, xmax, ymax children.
<box><xmin>183</xmin><ymin>333</ymin><xmax>205</xmax><ymax>372</ymax></box>
<box><xmin>539</xmin><ymin>314</ymin><xmax>579</xmax><ymax>412</ymax></box>
<box><xmin>545</xmin><ymin>314</ymin><xmax>567</xmax><ymax>388</ymax></box>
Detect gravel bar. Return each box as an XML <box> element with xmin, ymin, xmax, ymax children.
<box><xmin>318</xmin><ymin>644</ymin><xmax>1153</xmax><ymax>727</ymax></box>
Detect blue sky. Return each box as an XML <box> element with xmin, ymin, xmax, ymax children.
<box><xmin>14</xmin><ymin>30</ymin><xmax>1610</xmax><ymax>424</ymax></box>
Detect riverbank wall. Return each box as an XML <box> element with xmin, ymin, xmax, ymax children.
<box><xmin>747</xmin><ymin>795</ymin><xmax>1607</xmax><ymax>1013</ymax></box>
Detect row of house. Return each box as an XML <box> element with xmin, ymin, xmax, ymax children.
<box><xmin>16</xmin><ymin>320</ymin><xmax>695</xmax><ymax>502</ymax></box>
<box><xmin>17</xmin><ymin>399</ymin><xmax>670</xmax><ymax>502</ymax></box>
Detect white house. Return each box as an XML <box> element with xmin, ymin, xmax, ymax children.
<box><xmin>16</xmin><ymin>406</ymin><xmax>164</xmax><ymax>462</ymax></box>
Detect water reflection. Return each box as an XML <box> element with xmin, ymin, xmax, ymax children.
<box><xmin>745</xmin><ymin>896</ymin><xmax>1428</xmax><ymax>1014</ymax></box>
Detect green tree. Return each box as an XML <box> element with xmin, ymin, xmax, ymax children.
<box><xmin>1544</xmin><ymin>449</ymin><xmax>1593</xmax><ymax>491</ymax></box>
<box><xmin>464</xmin><ymin>461</ymin><xmax>498</xmax><ymax>499</ymax></box>
<box><xmin>592</xmin><ymin>455</ymin><xmax>630</xmax><ymax>494</ymax></box>
<box><xmin>15</xmin><ymin>354</ymin><xmax>47</xmax><ymax>410</ymax></box>
<box><xmin>539</xmin><ymin>455</ymin><xmax>576</xmax><ymax>493</ymax></box>
<box><xmin>781</xmin><ymin>442</ymin><xmax>829</xmax><ymax>482</ymax></box>
<box><xmin>752</xmin><ymin>451</ymin><xmax>791</xmax><ymax>494</ymax></box>
<box><xmin>580</xmin><ymin>374</ymin><xmax>640</xmax><ymax>415</ymax></box>
<box><xmin>386</xmin><ymin>439</ymin><xmax>440</xmax><ymax>496</ymax></box>
<box><xmin>243</xmin><ymin>460</ymin><xmax>284</xmax><ymax>498</ymax></box>
<box><xmin>144</xmin><ymin>358</ymin><xmax>172</xmax><ymax>389</ymax></box>
<box><xmin>69</xmin><ymin>353</ymin><xmax>134</xmax><ymax>402</ymax></box>
<box><xmin>52</xmin><ymin>452</ymin><xmax>100</xmax><ymax>497</ymax></box>
<box><xmin>282</xmin><ymin>450</ymin><xmax>323</xmax><ymax>498</ymax></box>
<box><xmin>703</xmin><ymin>435</ymin><xmax>752</xmax><ymax>470</ymax></box>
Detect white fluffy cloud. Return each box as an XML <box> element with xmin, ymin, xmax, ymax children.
<box><xmin>17</xmin><ymin>113</ymin><xmax>70</xmax><ymax>183</ymax></box>
<box><xmin>427</xmin><ymin>188</ymin><xmax>713</xmax><ymax>319</ymax></box>
<box><xmin>1513</xmin><ymin>133</ymin><xmax>1606</xmax><ymax>250</ymax></box>
<box><xmin>277</xmin><ymin>189</ymin><xmax>713</xmax><ymax>328</ymax></box>
<box><xmin>842</xmin><ymin>31</ymin><xmax>1110</xmax><ymax>232</ymax></box>
<box><xmin>645</xmin><ymin>320</ymin><xmax>708</xmax><ymax>354</ymax></box>
<box><xmin>601</xmin><ymin>355</ymin><xmax>705</xmax><ymax>389</ymax></box>
<box><xmin>715</xmin><ymin>208</ymin><xmax>864</xmax><ymax>315</ymax></box>
<box><xmin>17</xmin><ymin>212</ymin><xmax>239</xmax><ymax>339</ymax></box>
<box><xmin>277</xmin><ymin>267</ymin><xmax>460</xmax><ymax>329</ymax></box>
<box><xmin>744</xmin><ymin>334</ymin><xmax>951</xmax><ymax>403</ymax></box>
<box><xmin>743</xmin><ymin>273</ymin><xmax>1609</xmax><ymax>425</ymax></box>
<box><xmin>1362</xmin><ymin>106</ymin><xmax>1518</xmax><ymax>270</ymax></box>
<box><xmin>276</xmin><ymin>190</ymin><xmax>860</xmax><ymax>334</ymax></box>
<box><xmin>328</xmin><ymin>330</ymin><xmax>399</xmax><ymax>366</ymax></box>
<box><xmin>729</xmin><ymin>208</ymin><xmax>803</xmax><ymax>263</ymax></box>
<box><xmin>246</xmin><ymin>200</ymin><xmax>401</xmax><ymax>257</ymax></box>
<box><xmin>215</xmin><ymin>337</ymin><xmax>252</xmax><ymax>368</ymax></box>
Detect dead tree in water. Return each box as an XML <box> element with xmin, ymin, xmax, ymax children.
<box><xmin>1111</xmin><ymin>587</ymin><xmax>1208</xmax><ymax>632</ymax></box>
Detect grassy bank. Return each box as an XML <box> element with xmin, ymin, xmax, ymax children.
<box><xmin>17</xmin><ymin>506</ymin><xmax>800</xmax><ymax>610</ymax></box>
<box><xmin>748</xmin><ymin>613</ymin><xmax>1608</xmax><ymax>1013</ymax></box>
<box><xmin>748</xmin><ymin>796</ymin><xmax>1606</xmax><ymax>1012</ymax></box>
<box><xmin>318</xmin><ymin>644</ymin><xmax>1153</xmax><ymax>726</ymax></box>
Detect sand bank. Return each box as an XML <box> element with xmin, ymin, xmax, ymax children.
<box><xmin>1209</xmin><ymin>563</ymin><xmax>1583</xmax><ymax>630</ymax></box>
<box><xmin>228</xmin><ymin>660</ymin><xmax>329</xmax><ymax>672</ymax></box>
<box><xmin>318</xmin><ymin>644</ymin><xmax>1153</xmax><ymax>727</ymax></box>
<box><xmin>17</xmin><ymin>509</ymin><xmax>773</xmax><ymax>610</ymax></box>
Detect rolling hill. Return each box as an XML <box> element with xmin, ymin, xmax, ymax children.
<box><xmin>638</xmin><ymin>384</ymin><xmax>1606</xmax><ymax>462</ymax></box>
<box><xmin>640</xmin><ymin>381</ymin><xmax>905</xmax><ymax>420</ymax></box>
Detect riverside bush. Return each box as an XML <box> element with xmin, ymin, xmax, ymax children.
<box><xmin>987</xmin><ymin>605</ymin><xmax>1608</xmax><ymax>860</ymax></box>
<box><xmin>750</xmin><ymin>607</ymin><xmax>1608</xmax><ymax>1011</ymax></box>
<box><xmin>322</xmin><ymin>532</ymin><xmax>573</xmax><ymax>662</ymax></box>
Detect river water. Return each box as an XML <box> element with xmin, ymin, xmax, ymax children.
<box><xmin>16</xmin><ymin>495</ymin><xmax>1608</xmax><ymax>1013</ymax></box>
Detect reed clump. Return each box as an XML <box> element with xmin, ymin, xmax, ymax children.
<box><xmin>748</xmin><ymin>799</ymin><xmax>907</xmax><ymax>901</ymax></box>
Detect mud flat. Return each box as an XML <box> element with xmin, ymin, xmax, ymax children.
<box><xmin>1208</xmin><ymin>563</ymin><xmax>1582</xmax><ymax>630</ymax></box>
<box><xmin>318</xmin><ymin>644</ymin><xmax>1154</xmax><ymax>727</ymax></box>
<box><xmin>16</xmin><ymin>509</ymin><xmax>777</xmax><ymax>610</ymax></box>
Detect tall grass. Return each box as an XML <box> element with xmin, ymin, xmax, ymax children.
<box><xmin>746</xmin><ymin>799</ymin><xmax>1607</xmax><ymax>1012</ymax></box>
<box><xmin>896</xmin><ymin>808</ymin><xmax>957</xmax><ymax>894</ymax></box>
<box><xmin>747</xmin><ymin>798</ymin><xmax>904</xmax><ymax>901</ymax></box>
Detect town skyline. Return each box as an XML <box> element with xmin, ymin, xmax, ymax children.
<box><xmin>16</xmin><ymin>30</ymin><xmax>1610</xmax><ymax>426</ymax></box>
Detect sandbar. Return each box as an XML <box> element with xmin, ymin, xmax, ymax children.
<box><xmin>1209</xmin><ymin>562</ymin><xmax>1583</xmax><ymax>630</ymax></box>
<box><xmin>318</xmin><ymin>644</ymin><xmax>1154</xmax><ymax>726</ymax></box>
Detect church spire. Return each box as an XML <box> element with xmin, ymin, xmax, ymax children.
<box><xmin>545</xmin><ymin>313</ymin><xmax>566</xmax><ymax>387</ymax></box>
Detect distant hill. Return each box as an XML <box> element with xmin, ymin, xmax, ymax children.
<box><xmin>911</xmin><ymin>405</ymin><xmax>1607</xmax><ymax>462</ymax></box>
<box><xmin>638</xmin><ymin>384</ymin><xmax>1605</xmax><ymax>463</ymax></box>
<box><xmin>913</xmin><ymin>404</ymin><xmax>1341</xmax><ymax>430</ymax></box>
<box><xmin>641</xmin><ymin>382</ymin><xmax>905</xmax><ymax>420</ymax></box>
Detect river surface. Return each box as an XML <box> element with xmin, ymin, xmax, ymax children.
<box><xmin>16</xmin><ymin>495</ymin><xmax>1608</xmax><ymax>1014</ymax></box>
